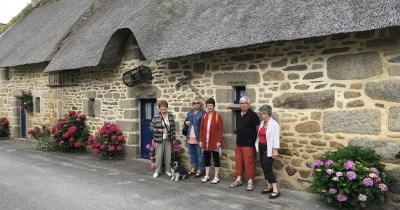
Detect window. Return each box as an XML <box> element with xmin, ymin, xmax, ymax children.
<box><xmin>34</xmin><ymin>97</ymin><xmax>41</xmax><ymax>113</ymax></box>
<box><xmin>88</xmin><ymin>98</ymin><xmax>95</xmax><ymax>118</ymax></box>
<box><xmin>4</xmin><ymin>67</ymin><xmax>10</xmax><ymax>80</ymax></box>
<box><xmin>234</xmin><ymin>86</ymin><xmax>246</xmax><ymax>104</ymax></box>
<box><xmin>48</xmin><ymin>70</ymin><xmax>78</xmax><ymax>87</ymax></box>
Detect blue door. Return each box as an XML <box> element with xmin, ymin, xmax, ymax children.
<box><xmin>140</xmin><ymin>99</ymin><xmax>156</xmax><ymax>159</ymax></box>
<box><xmin>21</xmin><ymin>109</ymin><xmax>26</xmax><ymax>138</ymax></box>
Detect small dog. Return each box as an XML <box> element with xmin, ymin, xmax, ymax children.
<box><xmin>170</xmin><ymin>161</ymin><xmax>188</xmax><ymax>181</ymax></box>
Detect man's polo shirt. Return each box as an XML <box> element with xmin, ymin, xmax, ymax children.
<box><xmin>236</xmin><ymin>109</ymin><xmax>260</xmax><ymax>147</ymax></box>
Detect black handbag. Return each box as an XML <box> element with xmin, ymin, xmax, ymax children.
<box><xmin>182</xmin><ymin>111</ymin><xmax>193</xmax><ymax>136</ymax></box>
<box><xmin>182</xmin><ymin>123</ymin><xmax>189</xmax><ymax>136</ymax></box>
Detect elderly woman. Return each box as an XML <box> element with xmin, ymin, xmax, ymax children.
<box><xmin>184</xmin><ymin>98</ymin><xmax>205</xmax><ymax>177</ymax></box>
<box><xmin>255</xmin><ymin>105</ymin><xmax>281</xmax><ymax>199</ymax></box>
<box><xmin>199</xmin><ymin>98</ymin><xmax>223</xmax><ymax>184</ymax></box>
<box><xmin>149</xmin><ymin>100</ymin><xmax>176</xmax><ymax>178</ymax></box>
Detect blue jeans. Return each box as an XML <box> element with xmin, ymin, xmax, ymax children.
<box><xmin>187</xmin><ymin>143</ymin><xmax>204</xmax><ymax>170</ymax></box>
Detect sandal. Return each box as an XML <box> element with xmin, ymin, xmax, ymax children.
<box><xmin>194</xmin><ymin>172</ymin><xmax>202</xmax><ymax>178</ymax></box>
<box><xmin>188</xmin><ymin>170</ymin><xmax>196</xmax><ymax>176</ymax></box>
<box><xmin>229</xmin><ymin>180</ymin><xmax>243</xmax><ymax>188</ymax></box>
<box><xmin>261</xmin><ymin>188</ymin><xmax>273</xmax><ymax>194</ymax></box>
<box><xmin>246</xmin><ymin>182</ymin><xmax>254</xmax><ymax>191</ymax></box>
<box><xmin>201</xmin><ymin>176</ymin><xmax>210</xmax><ymax>183</ymax></box>
<box><xmin>269</xmin><ymin>192</ymin><xmax>281</xmax><ymax>199</ymax></box>
<box><xmin>211</xmin><ymin>177</ymin><xmax>220</xmax><ymax>184</ymax></box>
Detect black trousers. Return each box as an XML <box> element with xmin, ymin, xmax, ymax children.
<box><xmin>259</xmin><ymin>144</ymin><xmax>276</xmax><ymax>183</ymax></box>
<box><xmin>204</xmin><ymin>150</ymin><xmax>220</xmax><ymax>167</ymax></box>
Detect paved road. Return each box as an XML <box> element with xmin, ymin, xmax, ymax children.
<box><xmin>0</xmin><ymin>140</ymin><xmax>334</xmax><ymax>210</ymax></box>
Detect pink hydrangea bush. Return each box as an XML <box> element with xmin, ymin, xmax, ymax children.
<box><xmin>51</xmin><ymin>111</ymin><xmax>89</xmax><ymax>151</ymax></box>
<box><xmin>145</xmin><ymin>139</ymin><xmax>184</xmax><ymax>169</ymax></box>
<box><xmin>88</xmin><ymin>122</ymin><xmax>126</xmax><ymax>157</ymax></box>
<box><xmin>0</xmin><ymin>117</ymin><xmax>10</xmax><ymax>137</ymax></box>
<box><xmin>146</xmin><ymin>140</ymin><xmax>156</xmax><ymax>169</ymax></box>
<box><xmin>311</xmin><ymin>146</ymin><xmax>393</xmax><ymax>209</ymax></box>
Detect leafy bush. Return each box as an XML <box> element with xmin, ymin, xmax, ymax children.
<box><xmin>312</xmin><ymin>146</ymin><xmax>392</xmax><ymax>209</ymax></box>
<box><xmin>28</xmin><ymin>125</ymin><xmax>56</xmax><ymax>151</ymax></box>
<box><xmin>146</xmin><ymin>140</ymin><xmax>156</xmax><ymax>169</ymax></box>
<box><xmin>51</xmin><ymin>111</ymin><xmax>89</xmax><ymax>151</ymax></box>
<box><xmin>146</xmin><ymin>139</ymin><xmax>184</xmax><ymax>169</ymax></box>
<box><xmin>19</xmin><ymin>90</ymin><xmax>33</xmax><ymax>112</ymax></box>
<box><xmin>88</xmin><ymin>122</ymin><xmax>126</xmax><ymax>157</ymax></box>
<box><xmin>0</xmin><ymin>117</ymin><xmax>10</xmax><ymax>137</ymax></box>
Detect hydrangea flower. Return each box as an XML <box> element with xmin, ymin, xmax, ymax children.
<box><xmin>337</xmin><ymin>194</ymin><xmax>348</xmax><ymax>202</ymax></box>
<box><xmin>346</xmin><ymin>171</ymin><xmax>357</xmax><ymax>181</ymax></box>
<box><xmin>328</xmin><ymin>188</ymin><xmax>337</xmax><ymax>194</ymax></box>
<box><xmin>324</xmin><ymin>160</ymin><xmax>334</xmax><ymax>167</ymax></box>
<box><xmin>362</xmin><ymin>177</ymin><xmax>374</xmax><ymax>187</ymax></box>
<box><xmin>332</xmin><ymin>177</ymin><xmax>339</xmax><ymax>181</ymax></box>
<box><xmin>336</xmin><ymin>171</ymin><xmax>343</xmax><ymax>177</ymax></box>
<box><xmin>369</xmin><ymin>173</ymin><xmax>377</xmax><ymax>178</ymax></box>
<box><xmin>343</xmin><ymin>160</ymin><xmax>356</xmax><ymax>170</ymax></box>
<box><xmin>358</xmin><ymin>194</ymin><xmax>367</xmax><ymax>202</ymax></box>
<box><xmin>326</xmin><ymin>169</ymin><xmax>334</xmax><ymax>175</ymax></box>
<box><xmin>369</xmin><ymin>167</ymin><xmax>380</xmax><ymax>175</ymax></box>
<box><xmin>378</xmin><ymin>183</ymin><xmax>388</xmax><ymax>192</ymax></box>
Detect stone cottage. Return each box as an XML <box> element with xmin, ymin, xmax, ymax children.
<box><xmin>1</xmin><ymin>0</ymin><xmax>400</xmax><ymax>200</ymax></box>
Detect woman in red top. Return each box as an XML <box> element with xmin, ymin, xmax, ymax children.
<box><xmin>199</xmin><ymin>98</ymin><xmax>223</xmax><ymax>184</ymax></box>
<box><xmin>256</xmin><ymin>105</ymin><xmax>281</xmax><ymax>199</ymax></box>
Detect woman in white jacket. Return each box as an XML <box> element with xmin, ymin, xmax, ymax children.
<box><xmin>255</xmin><ymin>105</ymin><xmax>281</xmax><ymax>199</ymax></box>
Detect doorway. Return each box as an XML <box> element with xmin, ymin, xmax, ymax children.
<box><xmin>140</xmin><ymin>99</ymin><xmax>156</xmax><ymax>159</ymax></box>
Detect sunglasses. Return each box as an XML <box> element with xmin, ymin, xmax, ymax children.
<box><xmin>192</xmin><ymin>102</ymin><xmax>200</xmax><ymax>105</ymax></box>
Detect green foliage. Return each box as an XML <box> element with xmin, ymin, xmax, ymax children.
<box><xmin>0</xmin><ymin>4</ymin><xmax>33</xmax><ymax>34</ymax></box>
<box><xmin>51</xmin><ymin>111</ymin><xmax>89</xmax><ymax>152</ymax></box>
<box><xmin>311</xmin><ymin>146</ymin><xmax>392</xmax><ymax>210</ymax></box>
<box><xmin>0</xmin><ymin>117</ymin><xmax>10</xmax><ymax>137</ymax></box>
<box><xmin>88</xmin><ymin>122</ymin><xmax>126</xmax><ymax>157</ymax></box>
<box><xmin>29</xmin><ymin>125</ymin><xmax>56</xmax><ymax>152</ymax></box>
<box><xmin>321</xmin><ymin>146</ymin><xmax>385</xmax><ymax>171</ymax></box>
<box><xmin>19</xmin><ymin>90</ymin><xmax>33</xmax><ymax>112</ymax></box>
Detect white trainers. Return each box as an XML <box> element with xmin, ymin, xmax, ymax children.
<box><xmin>153</xmin><ymin>172</ymin><xmax>159</xmax><ymax>178</ymax></box>
<box><xmin>165</xmin><ymin>171</ymin><xmax>172</xmax><ymax>177</ymax></box>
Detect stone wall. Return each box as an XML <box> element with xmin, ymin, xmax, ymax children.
<box><xmin>1</xmin><ymin>28</ymin><xmax>400</xmax><ymax>199</ymax></box>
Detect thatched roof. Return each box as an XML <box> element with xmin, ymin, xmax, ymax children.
<box><xmin>1</xmin><ymin>0</ymin><xmax>400</xmax><ymax>71</ymax></box>
<box><xmin>0</xmin><ymin>0</ymin><xmax>94</xmax><ymax>67</ymax></box>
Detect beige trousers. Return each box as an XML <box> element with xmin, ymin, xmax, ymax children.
<box><xmin>155</xmin><ymin>139</ymin><xmax>172</xmax><ymax>173</ymax></box>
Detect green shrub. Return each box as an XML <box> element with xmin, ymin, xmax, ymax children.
<box><xmin>29</xmin><ymin>125</ymin><xmax>56</xmax><ymax>151</ymax></box>
<box><xmin>311</xmin><ymin>146</ymin><xmax>393</xmax><ymax>209</ymax></box>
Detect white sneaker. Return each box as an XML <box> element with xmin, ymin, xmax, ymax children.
<box><xmin>165</xmin><ymin>171</ymin><xmax>172</xmax><ymax>177</ymax></box>
<box><xmin>153</xmin><ymin>172</ymin><xmax>159</xmax><ymax>178</ymax></box>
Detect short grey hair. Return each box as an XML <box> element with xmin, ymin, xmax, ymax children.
<box><xmin>239</xmin><ymin>96</ymin><xmax>251</xmax><ymax>104</ymax></box>
<box><xmin>259</xmin><ymin>105</ymin><xmax>272</xmax><ymax>117</ymax></box>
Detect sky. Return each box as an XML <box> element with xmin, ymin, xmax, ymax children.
<box><xmin>0</xmin><ymin>0</ymin><xmax>31</xmax><ymax>24</ymax></box>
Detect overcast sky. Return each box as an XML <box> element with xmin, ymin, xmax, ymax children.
<box><xmin>0</xmin><ymin>0</ymin><xmax>31</xmax><ymax>24</ymax></box>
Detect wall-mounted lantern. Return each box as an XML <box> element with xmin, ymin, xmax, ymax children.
<box><xmin>122</xmin><ymin>66</ymin><xmax>152</xmax><ymax>87</ymax></box>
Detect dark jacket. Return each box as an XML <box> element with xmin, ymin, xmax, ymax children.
<box><xmin>185</xmin><ymin>109</ymin><xmax>205</xmax><ymax>143</ymax></box>
<box><xmin>149</xmin><ymin>112</ymin><xmax>176</xmax><ymax>143</ymax></box>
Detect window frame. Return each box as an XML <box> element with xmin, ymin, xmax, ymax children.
<box><xmin>48</xmin><ymin>70</ymin><xmax>78</xmax><ymax>87</ymax></box>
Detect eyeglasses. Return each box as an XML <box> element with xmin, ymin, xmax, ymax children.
<box><xmin>192</xmin><ymin>102</ymin><xmax>200</xmax><ymax>105</ymax></box>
